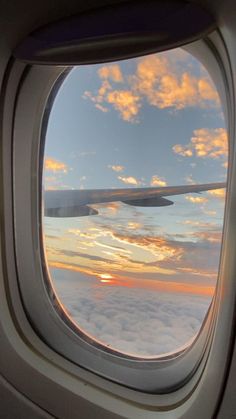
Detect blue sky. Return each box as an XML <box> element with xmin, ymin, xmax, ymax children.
<box><xmin>42</xmin><ymin>47</ymin><xmax>227</xmax><ymax>357</ymax></box>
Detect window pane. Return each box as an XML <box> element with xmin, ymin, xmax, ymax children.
<box><xmin>42</xmin><ymin>48</ymin><xmax>227</xmax><ymax>358</ymax></box>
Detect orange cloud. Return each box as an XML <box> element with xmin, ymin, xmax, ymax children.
<box><xmin>98</xmin><ymin>64</ymin><xmax>123</xmax><ymax>82</ymax></box>
<box><xmin>111</xmin><ymin>232</ymin><xmax>183</xmax><ymax>261</ymax></box>
<box><xmin>117</xmin><ymin>175</ymin><xmax>141</xmax><ymax>185</ymax></box>
<box><xmin>94</xmin><ymin>202</ymin><xmax>121</xmax><ymax>214</ymax></box>
<box><xmin>106</xmin><ymin>90</ymin><xmax>140</xmax><ymax>122</ymax></box>
<box><xmin>83</xmin><ymin>51</ymin><xmax>220</xmax><ymax>122</ymax></box>
<box><xmin>182</xmin><ymin>220</ymin><xmax>216</xmax><ymax>228</ymax></box>
<box><xmin>191</xmin><ymin>128</ymin><xmax>227</xmax><ymax>158</ymax></box>
<box><xmin>133</xmin><ymin>55</ymin><xmax>168</xmax><ymax>93</ymax></box>
<box><xmin>45</xmin><ymin>157</ymin><xmax>68</xmax><ymax>173</ymax></box>
<box><xmin>49</xmin><ymin>224</ymin><xmax>218</xmax><ymax>282</ymax></box>
<box><xmin>83</xmin><ymin>65</ymin><xmax>140</xmax><ymax>122</ymax></box>
<box><xmin>98</xmin><ymin>80</ymin><xmax>112</xmax><ymax>96</ymax></box>
<box><xmin>150</xmin><ymin>175</ymin><xmax>167</xmax><ymax>187</ymax></box>
<box><xmin>173</xmin><ymin>128</ymin><xmax>227</xmax><ymax>159</ymax></box>
<box><xmin>108</xmin><ymin>164</ymin><xmax>124</xmax><ymax>172</ymax></box>
<box><xmin>172</xmin><ymin>145</ymin><xmax>193</xmax><ymax>157</ymax></box>
<box><xmin>48</xmin><ymin>261</ymin><xmax>96</xmax><ymax>277</ymax></box>
<box><xmin>198</xmin><ymin>78</ymin><xmax>220</xmax><ymax>103</ymax></box>
<box><xmin>193</xmin><ymin>230</ymin><xmax>222</xmax><ymax>243</ymax></box>
<box><xmin>45</xmin><ymin>217</ymin><xmax>222</xmax><ymax>296</ymax></box>
<box><xmin>185</xmin><ymin>196</ymin><xmax>208</xmax><ymax>204</ymax></box>
<box><xmin>207</xmin><ymin>189</ymin><xmax>226</xmax><ymax>199</ymax></box>
<box><xmin>94</xmin><ymin>240</ymin><xmax>131</xmax><ymax>254</ymax></box>
<box><xmin>133</xmin><ymin>55</ymin><xmax>220</xmax><ymax>110</ymax></box>
<box><xmin>127</xmin><ymin>222</ymin><xmax>142</xmax><ymax>230</ymax></box>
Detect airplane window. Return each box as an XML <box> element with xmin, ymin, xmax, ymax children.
<box><xmin>42</xmin><ymin>48</ymin><xmax>227</xmax><ymax>358</ymax></box>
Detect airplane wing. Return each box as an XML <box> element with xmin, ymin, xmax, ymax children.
<box><xmin>44</xmin><ymin>182</ymin><xmax>226</xmax><ymax>217</ymax></box>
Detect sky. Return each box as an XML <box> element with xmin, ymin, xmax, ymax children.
<box><xmin>43</xmin><ymin>47</ymin><xmax>227</xmax><ymax>358</ymax></box>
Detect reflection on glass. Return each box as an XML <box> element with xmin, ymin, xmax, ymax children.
<box><xmin>42</xmin><ymin>48</ymin><xmax>227</xmax><ymax>358</ymax></box>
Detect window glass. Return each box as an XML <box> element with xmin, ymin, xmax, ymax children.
<box><xmin>42</xmin><ymin>48</ymin><xmax>227</xmax><ymax>358</ymax></box>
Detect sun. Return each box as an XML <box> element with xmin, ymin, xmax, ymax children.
<box><xmin>99</xmin><ymin>273</ymin><xmax>113</xmax><ymax>279</ymax></box>
<box><xmin>98</xmin><ymin>273</ymin><xmax>114</xmax><ymax>283</ymax></box>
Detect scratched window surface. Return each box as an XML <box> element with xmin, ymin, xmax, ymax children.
<box><xmin>42</xmin><ymin>48</ymin><xmax>227</xmax><ymax>358</ymax></box>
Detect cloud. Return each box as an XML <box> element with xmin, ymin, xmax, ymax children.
<box><xmin>181</xmin><ymin>220</ymin><xmax>217</xmax><ymax>228</ymax></box>
<box><xmin>106</xmin><ymin>90</ymin><xmax>141</xmax><ymax>122</ymax></box>
<box><xmin>135</xmin><ymin>71</ymin><xmax>218</xmax><ymax>110</ymax></box>
<box><xmin>45</xmin><ymin>192</ymin><xmax>223</xmax><ymax>297</ymax></box>
<box><xmin>45</xmin><ymin>157</ymin><xmax>68</xmax><ymax>173</ymax></box>
<box><xmin>93</xmin><ymin>202</ymin><xmax>121</xmax><ymax>215</ymax></box>
<box><xmin>198</xmin><ymin>78</ymin><xmax>220</xmax><ymax>103</ymax></box>
<box><xmin>172</xmin><ymin>145</ymin><xmax>193</xmax><ymax>157</ymax></box>
<box><xmin>83</xmin><ymin>77</ymin><xmax>140</xmax><ymax>122</ymax></box>
<box><xmin>173</xmin><ymin>128</ymin><xmax>227</xmax><ymax>159</ymax></box>
<box><xmin>50</xmin><ymin>266</ymin><xmax>212</xmax><ymax>357</ymax></box>
<box><xmin>58</xmin><ymin>249</ymin><xmax>112</xmax><ymax>263</ymax></box>
<box><xmin>94</xmin><ymin>241</ymin><xmax>131</xmax><ymax>254</ymax></box>
<box><xmin>207</xmin><ymin>189</ymin><xmax>226</xmax><ymax>199</ymax></box>
<box><xmin>127</xmin><ymin>222</ymin><xmax>142</xmax><ymax>230</ymax></box>
<box><xmin>98</xmin><ymin>64</ymin><xmax>123</xmax><ymax>82</ymax></box>
<box><xmin>107</xmin><ymin>224</ymin><xmax>222</xmax><ymax>281</ymax></box>
<box><xmin>83</xmin><ymin>51</ymin><xmax>220</xmax><ymax>122</ymax></box>
<box><xmin>192</xmin><ymin>230</ymin><xmax>222</xmax><ymax>244</ymax></box>
<box><xmin>203</xmin><ymin>209</ymin><xmax>217</xmax><ymax>216</ymax></box>
<box><xmin>133</xmin><ymin>55</ymin><xmax>220</xmax><ymax>110</ymax></box>
<box><xmin>117</xmin><ymin>175</ymin><xmax>141</xmax><ymax>185</ymax></box>
<box><xmin>150</xmin><ymin>175</ymin><xmax>167</xmax><ymax>187</ymax></box>
<box><xmin>185</xmin><ymin>196</ymin><xmax>208</xmax><ymax>204</ymax></box>
<box><xmin>110</xmin><ymin>231</ymin><xmax>184</xmax><ymax>261</ymax></box>
<box><xmin>95</xmin><ymin>103</ymin><xmax>109</xmax><ymax>113</ymax></box>
<box><xmin>184</xmin><ymin>175</ymin><xmax>196</xmax><ymax>184</ymax></box>
<box><xmin>108</xmin><ymin>164</ymin><xmax>124</xmax><ymax>172</ymax></box>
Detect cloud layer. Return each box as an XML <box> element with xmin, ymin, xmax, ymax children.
<box><xmin>50</xmin><ymin>267</ymin><xmax>211</xmax><ymax>357</ymax></box>
<box><xmin>45</xmin><ymin>203</ymin><xmax>223</xmax><ymax>292</ymax></box>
